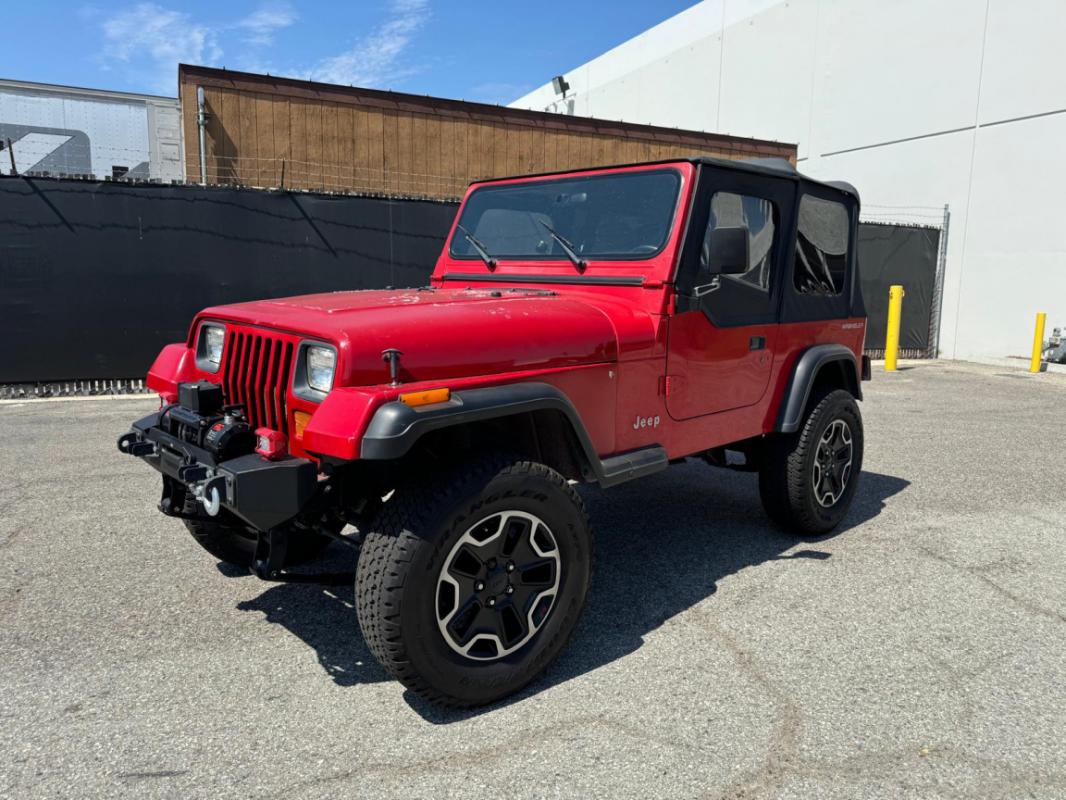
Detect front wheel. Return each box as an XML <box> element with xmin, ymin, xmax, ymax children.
<box><xmin>355</xmin><ymin>455</ymin><xmax>593</xmax><ymax>707</ymax></box>
<box><xmin>759</xmin><ymin>388</ymin><xmax>864</xmax><ymax>535</ymax></box>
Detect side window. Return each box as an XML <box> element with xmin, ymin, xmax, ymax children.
<box><xmin>701</xmin><ymin>192</ymin><xmax>776</xmax><ymax>292</ymax></box>
<box><xmin>794</xmin><ymin>195</ymin><xmax>849</xmax><ymax>296</ymax></box>
<box><xmin>696</xmin><ymin>191</ymin><xmax>778</xmax><ymax>326</ymax></box>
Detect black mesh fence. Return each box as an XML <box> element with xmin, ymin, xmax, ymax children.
<box><xmin>0</xmin><ymin>176</ymin><xmax>945</xmax><ymax>387</ymax></box>
<box><xmin>856</xmin><ymin>221</ymin><xmax>943</xmax><ymax>359</ymax></box>
<box><xmin>0</xmin><ymin>176</ymin><xmax>456</xmax><ymax>384</ymax></box>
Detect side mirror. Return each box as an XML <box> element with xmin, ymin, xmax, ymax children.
<box><xmin>703</xmin><ymin>225</ymin><xmax>750</xmax><ymax>276</ymax></box>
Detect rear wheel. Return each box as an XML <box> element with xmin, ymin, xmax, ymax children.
<box><xmin>182</xmin><ymin>495</ymin><xmax>332</xmax><ymax>568</ymax></box>
<box><xmin>355</xmin><ymin>454</ymin><xmax>593</xmax><ymax>707</ymax></box>
<box><xmin>759</xmin><ymin>388</ymin><xmax>863</xmax><ymax>535</ymax></box>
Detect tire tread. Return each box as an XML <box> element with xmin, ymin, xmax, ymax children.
<box><xmin>355</xmin><ymin>454</ymin><xmax>590</xmax><ymax>707</ymax></box>
<box><xmin>759</xmin><ymin>388</ymin><xmax>862</xmax><ymax>535</ymax></box>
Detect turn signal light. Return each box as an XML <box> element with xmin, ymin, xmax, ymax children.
<box><xmin>293</xmin><ymin>410</ymin><xmax>312</xmax><ymax>439</ymax></box>
<box><xmin>400</xmin><ymin>388</ymin><xmax>451</xmax><ymax>407</ymax></box>
<box><xmin>255</xmin><ymin>427</ymin><xmax>287</xmax><ymax>460</ymax></box>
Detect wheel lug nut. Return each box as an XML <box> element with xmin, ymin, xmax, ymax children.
<box><xmin>475</xmin><ymin>581</ymin><xmax>485</xmax><ymax>592</ymax></box>
<box><xmin>487</xmin><ymin>597</ymin><xmax>496</xmax><ymax>607</ymax></box>
<box><xmin>506</xmin><ymin>585</ymin><xmax>514</xmax><ymax>595</ymax></box>
<box><xmin>506</xmin><ymin>562</ymin><xmax>515</xmax><ymax>573</ymax></box>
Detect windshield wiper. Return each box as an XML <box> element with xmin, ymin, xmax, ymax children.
<box><xmin>538</xmin><ymin>220</ymin><xmax>587</xmax><ymax>272</ymax></box>
<box><xmin>455</xmin><ymin>223</ymin><xmax>497</xmax><ymax>270</ymax></box>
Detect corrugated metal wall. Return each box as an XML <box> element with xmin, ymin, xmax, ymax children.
<box><xmin>178</xmin><ymin>65</ymin><xmax>796</xmax><ymax>199</ymax></box>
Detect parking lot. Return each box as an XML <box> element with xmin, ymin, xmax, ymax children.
<box><xmin>1</xmin><ymin>360</ymin><xmax>1064</xmax><ymax>799</ymax></box>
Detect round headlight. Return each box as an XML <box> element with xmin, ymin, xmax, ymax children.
<box><xmin>306</xmin><ymin>346</ymin><xmax>336</xmax><ymax>393</ymax></box>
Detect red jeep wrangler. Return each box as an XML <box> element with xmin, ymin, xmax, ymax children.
<box><xmin>119</xmin><ymin>157</ymin><xmax>869</xmax><ymax>706</ymax></box>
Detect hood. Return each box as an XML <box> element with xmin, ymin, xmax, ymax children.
<box><xmin>198</xmin><ymin>287</ymin><xmax>620</xmax><ymax>386</ymax></box>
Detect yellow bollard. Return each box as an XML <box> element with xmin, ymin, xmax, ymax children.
<box><xmin>1030</xmin><ymin>312</ymin><xmax>1047</xmax><ymax>373</ymax></box>
<box><xmin>884</xmin><ymin>285</ymin><xmax>905</xmax><ymax>372</ymax></box>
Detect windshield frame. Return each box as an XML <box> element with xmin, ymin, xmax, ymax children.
<box><xmin>446</xmin><ymin>167</ymin><xmax>684</xmax><ymax>265</ymax></box>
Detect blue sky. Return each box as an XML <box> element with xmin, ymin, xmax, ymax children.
<box><xmin>1</xmin><ymin>1</ymin><xmax>697</xmax><ymax>102</ymax></box>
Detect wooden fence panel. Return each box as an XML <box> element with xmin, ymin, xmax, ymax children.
<box><xmin>179</xmin><ymin>67</ymin><xmax>796</xmax><ymax>198</ymax></box>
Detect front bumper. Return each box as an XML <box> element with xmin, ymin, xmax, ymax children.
<box><xmin>117</xmin><ymin>410</ymin><xmax>317</xmax><ymax>532</ymax></box>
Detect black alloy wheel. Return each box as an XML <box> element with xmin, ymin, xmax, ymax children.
<box><xmin>759</xmin><ymin>388</ymin><xmax>864</xmax><ymax>535</ymax></box>
<box><xmin>435</xmin><ymin>510</ymin><xmax>561</xmax><ymax>661</ymax></box>
<box><xmin>812</xmin><ymin>419</ymin><xmax>854</xmax><ymax>508</ymax></box>
<box><xmin>356</xmin><ymin>455</ymin><xmax>593</xmax><ymax>707</ymax></box>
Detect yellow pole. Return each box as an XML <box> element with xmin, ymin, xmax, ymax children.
<box><xmin>1030</xmin><ymin>312</ymin><xmax>1047</xmax><ymax>373</ymax></box>
<box><xmin>885</xmin><ymin>285</ymin><xmax>905</xmax><ymax>372</ymax></box>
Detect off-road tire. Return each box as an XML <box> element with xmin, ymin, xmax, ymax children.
<box><xmin>759</xmin><ymin>388</ymin><xmax>863</xmax><ymax>535</ymax></box>
<box><xmin>182</xmin><ymin>496</ymin><xmax>332</xmax><ymax>567</ymax></box>
<box><xmin>355</xmin><ymin>454</ymin><xmax>593</xmax><ymax>708</ymax></box>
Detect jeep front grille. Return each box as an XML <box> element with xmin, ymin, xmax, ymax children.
<box><xmin>221</xmin><ymin>328</ymin><xmax>295</xmax><ymax>435</ymax></box>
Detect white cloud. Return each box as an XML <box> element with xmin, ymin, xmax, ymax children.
<box><xmin>95</xmin><ymin>1</ymin><xmax>428</xmax><ymax>95</ymax></box>
<box><xmin>308</xmin><ymin>0</ymin><xmax>430</xmax><ymax>87</ymax></box>
<box><xmin>99</xmin><ymin>3</ymin><xmax>220</xmax><ymax>93</ymax></box>
<box><xmin>95</xmin><ymin>2</ymin><xmax>296</xmax><ymax>94</ymax></box>
<box><xmin>235</xmin><ymin>2</ymin><xmax>297</xmax><ymax>46</ymax></box>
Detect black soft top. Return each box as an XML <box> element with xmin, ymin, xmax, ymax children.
<box><xmin>473</xmin><ymin>155</ymin><xmax>860</xmax><ymax>205</ymax></box>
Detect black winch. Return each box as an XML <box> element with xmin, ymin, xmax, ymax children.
<box><xmin>160</xmin><ymin>380</ymin><xmax>254</xmax><ymax>461</ymax></box>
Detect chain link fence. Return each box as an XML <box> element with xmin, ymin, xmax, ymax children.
<box><xmin>1</xmin><ymin>140</ymin><xmax>472</xmax><ymax>200</ymax></box>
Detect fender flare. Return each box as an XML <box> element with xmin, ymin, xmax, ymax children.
<box><xmin>360</xmin><ymin>382</ymin><xmax>666</xmax><ymax>488</ymax></box>
<box><xmin>775</xmin><ymin>344</ymin><xmax>861</xmax><ymax>434</ymax></box>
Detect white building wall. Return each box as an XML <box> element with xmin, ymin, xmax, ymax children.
<box><xmin>511</xmin><ymin>0</ymin><xmax>1066</xmax><ymax>361</ymax></box>
<box><xmin>0</xmin><ymin>80</ymin><xmax>184</xmax><ymax>183</ymax></box>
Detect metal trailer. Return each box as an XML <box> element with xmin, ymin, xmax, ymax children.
<box><xmin>0</xmin><ymin>78</ymin><xmax>183</xmax><ymax>182</ymax></box>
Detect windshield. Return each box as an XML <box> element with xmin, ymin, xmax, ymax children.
<box><xmin>449</xmin><ymin>169</ymin><xmax>681</xmax><ymax>262</ymax></box>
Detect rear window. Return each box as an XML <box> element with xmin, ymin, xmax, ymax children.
<box><xmin>794</xmin><ymin>195</ymin><xmax>850</xmax><ymax>296</ymax></box>
<box><xmin>449</xmin><ymin>170</ymin><xmax>681</xmax><ymax>261</ymax></box>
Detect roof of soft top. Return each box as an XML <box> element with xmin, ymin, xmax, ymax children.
<box><xmin>720</xmin><ymin>156</ymin><xmax>859</xmax><ymax>201</ymax></box>
<box><xmin>472</xmin><ymin>155</ymin><xmax>859</xmax><ymax>203</ymax></box>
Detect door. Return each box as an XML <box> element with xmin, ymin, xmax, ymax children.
<box><xmin>666</xmin><ymin>171</ymin><xmax>793</xmax><ymax>420</ymax></box>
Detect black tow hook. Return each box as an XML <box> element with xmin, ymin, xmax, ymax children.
<box><xmin>117</xmin><ymin>432</ymin><xmax>154</xmax><ymax>457</ymax></box>
<box><xmin>177</xmin><ymin>463</ymin><xmax>209</xmax><ymax>483</ymax></box>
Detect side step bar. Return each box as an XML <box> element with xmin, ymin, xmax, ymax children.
<box><xmin>598</xmin><ymin>445</ymin><xmax>668</xmax><ymax>488</ymax></box>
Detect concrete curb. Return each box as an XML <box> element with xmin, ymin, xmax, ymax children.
<box><xmin>0</xmin><ymin>394</ymin><xmax>153</xmax><ymax>405</ymax></box>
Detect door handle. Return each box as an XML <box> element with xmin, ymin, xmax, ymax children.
<box><xmin>749</xmin><ymin>336</ymin><xmax>766</xmax><ymax>351</ymax></box>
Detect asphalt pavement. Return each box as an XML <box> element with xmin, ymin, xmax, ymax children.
<box><xmin>1</xmin><ymin>360</ymin><xmax>1064</xmax><ymax>799</ymax></box>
